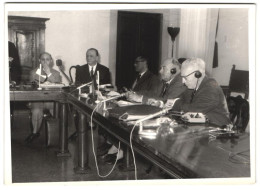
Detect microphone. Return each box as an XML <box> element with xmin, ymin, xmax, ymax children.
<box><xmin>136</xmin><ymin>108</ymin><xmax>170</xmax><ymax>123</ymax></box>
<box><xmin>100</xmin><ymin>93</ymin><xmax>126</xmax><ymax>103</ymax></box>
<box><xmin>56</xmin><ymin>59</ymin><xmax>72</xmax><ymax>84</ymax></box>
<box><xmin>76</xmin><ymin>82</ymin><xmax>92</xmax><ymax>89</ymax></box>
<box><xmin>69</xmin><ymin>82</ymin><xmax>92</xmax><ymax>94</ymax></box>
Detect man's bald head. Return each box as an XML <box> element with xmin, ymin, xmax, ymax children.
<box><xmin>159</xmin><ymin>58</ymin><xmax>181</xmax><ymax>82</ymax></box>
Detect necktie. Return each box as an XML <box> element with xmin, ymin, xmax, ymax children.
<box><xmin>136</xmin><ymin>74</ymin><xmax>141</xmax><ymax>82</ymax></box>
<box><xmin>132</xmin><ymin>74</ymin><xmax>141</xmax><ymax>90</ymax></box>
<box><xmin>190</xmin><ymin>90</ymin><xmax>196</xmax><ymax>103</ymax></box>
<box><xmin>90</xmin><ymin>67</ymin><xmax>94</xmax><ymax>78</ymax></box>
<box><xmin>160</xmin><ymin>82</ymin><xmax>169</xmax><ymax>97</ymax></box>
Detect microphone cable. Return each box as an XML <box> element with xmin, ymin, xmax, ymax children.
<box><xmin>90</xmin><ymin>102</ymin><xmax>121</xmax><ymax>178</ymax></box>
<box><xmin>130</xmin><ymin>122</ymin><xmax>139</xmax><ymax>180</ymax></box>
<box><xmin>190</xmin><ymin>78</ymin><xmax>199</xmax><ymax>103</ymax></box>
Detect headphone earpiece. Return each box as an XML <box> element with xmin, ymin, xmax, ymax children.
<box><xmin>170</xmin><ymin>68</ymin><xmax>176</xmax><ymax>74</ymax></box>
<box><xmin>194</xmin><ymin>71</ymin><xmax>202</xmax><ymax>78</ymax></box>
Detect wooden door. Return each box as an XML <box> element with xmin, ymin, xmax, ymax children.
<box><xmin>116</xmin><ymin>11</ymin><xmax>162</xmax><ymax>89</ymax></box>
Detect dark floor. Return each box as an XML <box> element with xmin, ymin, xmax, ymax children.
<box><xmin>10</xmin><ymin>107</ymin><xmax>167</xmax><ymax>183</ymax></box>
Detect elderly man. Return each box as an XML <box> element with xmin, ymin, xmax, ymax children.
<box><xmin>173</xmin><ymin>58</ymin><xmax>231</xmax><ymax>126</ymax></box>
<box><xmin>75</xmin><ymin>48</ymin><xmax>111</xmax><ymax>86</ymax></box>
<box><xmin>127</xmin><ymin>58</ymin><xmax>187</xmax><ymax>106</ymax></box>
<box><xmin>104</xmin><ymin>58</ymin><xmax>187</xmax><ymax>165</ymax></box>
<box><xmin>25</xmin><ymin>52</ymin><xmax>61</xmax><ymax>143</ymax></box>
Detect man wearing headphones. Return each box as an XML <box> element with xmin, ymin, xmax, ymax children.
<box><xmin>173</xmin><ymin>58</ymin><xmax>231</xmax><ymax>126</ymax></box>
<box><xmin>127</xmin><ymin>58</ymin><xmax>187</xmax><ymax>106</ymax></box>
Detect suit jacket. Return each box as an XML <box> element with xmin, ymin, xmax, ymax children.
<box><xmin>174</xmin><ymin>76</ymin><xmax>231</xmax><ymax>126</ymax></box>
<box><xmin>75</xmin><ymin>63</ymin><xmax>111</xmax><ymax>85</ymax></box>
<box><xmin>30</xmin><ymin>67</ymin><xmax>61</xmax><ymax>83</ymax></box>
<box><xmin>9</xmin><ymin>41</ymin><xmax>22</xmax><ymax>84</ymax></box>
<box><xmin>132</xmin><ymin>70</ymin><xmax>160</xmax><ymax>95</ymax></box>
<box><xmin>142</xmin><ymin>74</ymin><xmax>187</xmax><ymax>103</ymax></box>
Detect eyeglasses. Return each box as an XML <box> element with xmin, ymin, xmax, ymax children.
<box><xmin>181</xmin><ymin>70</ymin><xmax>199</xmax><ymax>80</ymax></box>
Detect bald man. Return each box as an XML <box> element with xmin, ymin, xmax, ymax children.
<box><xmin>25</xmin><ymin>52</ymin><xmax>61</xmax><ymax>143</ymax></box>
<box><xmin>127</xmin><ymin>58</ymin><xmax>187</xmax><ymax>105</ymax></box>
<box><xmin>173</xmin><ymin>58</ymin><xmax>231</xmax><ymax>126</ymax></box>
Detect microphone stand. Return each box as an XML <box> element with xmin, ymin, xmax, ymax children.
<box><xmin>57</xmin><ymin>66</ymin><xmax>71</xmax><ymax>84</ymax></box>
<box><xmin>88</xmin><ymin>76</ymin><xmax>98</xmax><ymax>104</ymax></box>
<box><xmin>69</xmin><ymin>65</ymin><xmax>80</xmax><ymax>85</ymax></box>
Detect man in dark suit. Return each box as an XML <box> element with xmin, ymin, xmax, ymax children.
<box><xmin>9</xmin><ymin>41</ymin><xmax>21</xmax><ymax>84</ymax></box>
<box><xmin>130</xmin><ymin>56</ymin><xmax>160</xmax><ymax>95</ymax></box>
<box><xmin>70</xmin><ymin>48</ymin><xmax>111</xmax><ymax>146</ymax></box>
<box><xmin>75</xmin><ymin>48</ymin><xmax>111</xmax><ymax>86</ymax></box>
<box><xmin>127</xmin><ymin>58</ymin><xmax>187</xmax><ymax>106</ymax></box>
<box><xmin>103</xmin><ymin>56</ymin><xmax>160</xmax><ymax>164</ymax></box>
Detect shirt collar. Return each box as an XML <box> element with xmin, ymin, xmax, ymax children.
<box><xmin>88</xmin><ymin>64</ymin><xmax>97</xmax><ymax>72</ymax></box>
<box><xmin>165</xmin><ymin>77</ymin><xmax>174</xmax><ymax>84</ymax></box>
<box><xmin>139</xmin><ymin>70</ymin><xmax>147</xmax><ymax>77</ymax></box>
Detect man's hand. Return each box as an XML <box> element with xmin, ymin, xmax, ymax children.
<box><xmin>147</xmin><ymin>98</ymin><xmax>162</xmax><ymax>107</ymax></box>
<box><xmin>42</xmin><ymin>63</ymin><xmax>51</xmax><ymax>75</ymax></box>
<box><xmin>126</xmin><ymin>91</ymin><xmax>142</xmax><ymax>103</ymax></box>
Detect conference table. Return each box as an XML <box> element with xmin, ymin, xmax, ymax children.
<box><xmin>9</xmin><ymin>85</ymin><xmax>251</xmax><ymax>179</ymax></box>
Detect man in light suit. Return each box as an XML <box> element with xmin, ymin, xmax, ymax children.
<box><xmin>25</xmin><ymin>52</ymin><xmax>61</xmax><ymax>143</ymax></box>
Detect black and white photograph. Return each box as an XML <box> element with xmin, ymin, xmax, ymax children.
<box><xmin>1</xmin><ymin>0</ymin><xmax>259</xmax><ymax>188</ymax></box>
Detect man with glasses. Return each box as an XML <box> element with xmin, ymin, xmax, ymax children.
<box><xmin>130</xmin><ymin>56</ymin><xmax>160</xmax><ymax>94</ymax></box>
<box><xmin>173</xmin><ymin>58</ymin><xmax>231</xmax><ymax>126</ymax></box>
<box><xmin>127</xmin><ymin>58</ymin><xmax>187</xmax><ymax>106</ymax></box>
<box><xmin>102</xmin><ymin>56</ymin><xmax>160</xmax><ymax>164</ymax></box>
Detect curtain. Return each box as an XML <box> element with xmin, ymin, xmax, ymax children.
<box><xmin>177</xmin><ymin>8</ymin><xmax>219</xmax><ymax>75</ymax></box>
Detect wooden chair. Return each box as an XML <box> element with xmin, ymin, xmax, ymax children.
<box><xmin>223</xmin><ymin>65</ymin><xmax>249</xmax><ymax>133</ymax></box>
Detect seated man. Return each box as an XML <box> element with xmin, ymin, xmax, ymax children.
<box><xmin>104</xmin><ymin>58</ymin><xmax>186</xmax><ymax>165</ymax></box>
<box><xmin>25</xmin><ymin>52</ymin><xmax>61</xmax><ymax>143</ymax></box>
<box><xmin>172</xmin><ymin>58</ymin><xmax>231</xmax><ymax>126</ymax></box>
<box><xmin>103</xmin><ymin>56</ymin><xmax>161</xmax><ymax>164</ymax></box>
<box><xmin>127</xmin><ymin>58</ymin><xmax>187</xmax><ymax>106</ymax></box>
<box><xmin>129</xmin><ymin>56</ymin><xmax>160</xmax><ymax>95</ymax></box>
<box><xmin>70</xmin><ymin>48</ymin><xmax>112</xmax><ymax>153</ymax></box>
<box><xmin>75</xmin><ymin>48</ymin><xmax>111</xmax><ymax>86</ymax></box>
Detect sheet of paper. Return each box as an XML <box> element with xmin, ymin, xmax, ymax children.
<box><xmin>35</xmin><ymin>68</ymin><xmax>46</xmax><ymax>78</ymax></box>
<box><xmin>164</xmin><ymin>98</ymin><xmax>179</xmax><ymax>110</ymax></box>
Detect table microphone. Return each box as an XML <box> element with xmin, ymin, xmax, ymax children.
<box><xmin>76</xmin><ymin>82</ymin><xmax>92</xmax><ymax>89</ymax></box>
<box><xmin>100</xmin><ymin>93</ymin><xmax>126</xmax><ymax>103</ymax></box>
<box><xmin>136</xmin><ymin>108</ymin><xmax>170</xmax><ymax>123</ymax></box>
